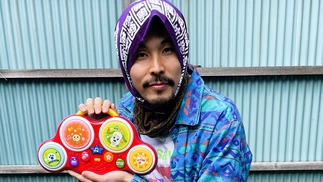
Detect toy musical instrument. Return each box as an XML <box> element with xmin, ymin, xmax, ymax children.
<box><xmin>37</xmin><ymin>109</ymin><xmax>157</xmax><ymax>175</ymax></box>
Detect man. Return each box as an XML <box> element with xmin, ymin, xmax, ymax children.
<box><xmin>68</xmin><ymin>0</ymin><xmax>252</xmax><ymax>181</ymax></box>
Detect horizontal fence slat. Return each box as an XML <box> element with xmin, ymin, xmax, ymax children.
<box><xmin>251</xmin><ymin>162</ymin><xmax>323</xmax><ymax>171</ymax></box>
<box><xmin>0</xmin><ymin>69</ymin><xmax>122</xmax><ymax>79</ymax></box>
<box><xmin>1</xmin><ymin>66</ymin><xmax>323</xmax><ymax>79</ymax></box>
<box><xmin>1</xmin><ymin>162</ymin><xmax>323</xmax><ymax>174</ymax></box>
<box><xmin>0</xmin><ymin>165</ymin><xmax>51</xmax><ymax>174</ymax></box>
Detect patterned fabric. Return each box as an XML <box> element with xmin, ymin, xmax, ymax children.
<box><xmin>114</xmin><ymin>0</ymin><xmax>189</xmax><ymax>102</ymax></box>
<box><xmin>118</xmin><ymin>64</ymin><xmax>253</xmax><ymax>182</ymax></box>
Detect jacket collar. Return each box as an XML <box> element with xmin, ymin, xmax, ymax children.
<box><xmin>174</xmin><ymin>64</ymin><xmax>203</xmax><ymax>126</ymax></box>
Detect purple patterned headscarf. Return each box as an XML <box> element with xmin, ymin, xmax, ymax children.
<box><xmin>114</xmin><ymin>0</ymin><xmax>189</xmax><ymax>103</ymax></box>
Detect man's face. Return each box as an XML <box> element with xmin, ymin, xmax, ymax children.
<box><xmin>129</xmin><ymin>31</ymin><xmax>181</xmax><ymax>106</ymax></box>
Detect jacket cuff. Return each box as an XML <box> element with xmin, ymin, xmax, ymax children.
<box><xmin>130</xmin><ymin>174</ymin><xmax>148</xmax><ymax>182</ymax></box>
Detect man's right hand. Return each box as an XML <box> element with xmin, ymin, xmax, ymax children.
<box><xmin>79</xmin><ymin>97</ymin><xmax>118</xmax><ymax>119</ymax></box>
<box><xmin>67</xmin><ymin>170</ymin><xmax>133</xmax><ymax>182</ymax></box>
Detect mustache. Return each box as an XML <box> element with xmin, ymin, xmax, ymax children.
<box><xmin>143</xmin><ymin>75</ymin><xmax>175</xmax><ymax>88</ymax></box>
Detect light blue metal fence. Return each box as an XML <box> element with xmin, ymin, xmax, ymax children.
<box><xmin>0</xmin><ymin>0</ymin><xmax>122</xmax><ymax>69</ymax></box>
<box><xmin>1</xmin><ymin>0</ymin><xmax>323</xmax><ymax>181</ymax></box>
<box><xmin>1</xmin><ymin>0</ymin><xmax>322</xmax><ymax>69</ymax></box>
<box><xmin>185</xmin><ymin>0</ymin><xmax>323</xmax><ymax>67</ymax></box>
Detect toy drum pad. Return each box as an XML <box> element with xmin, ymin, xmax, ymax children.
<box><xmin>38</xmin><ymin>115</ymin><xmax>157</xmax><ymax>175</ymax></box>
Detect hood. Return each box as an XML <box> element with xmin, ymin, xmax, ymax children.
<box><xmin>114</xmin><ymin>0</ymin><xmax>189</xmax><ymax>103</ymax></box>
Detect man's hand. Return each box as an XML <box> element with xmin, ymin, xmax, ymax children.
<box><xmin>79</xmin><ymin>97</ymin><xmax>118</xmax><ymax>119</ymax></box>
<box><xmin>67</xmin><ymin>170</ymin><xmax>133</xmax><ymax>182</ymax></box>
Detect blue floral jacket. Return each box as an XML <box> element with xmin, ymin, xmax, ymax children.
<box><xmin>117</xmin><ymin>65</ymin><xmax>252</xmax><ymax>182</ymax></box>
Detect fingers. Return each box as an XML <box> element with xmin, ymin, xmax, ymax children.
<box><xmin>110</xmin><ymin>103</ymin><xmax>118</xmax><ymax>113</ymax></box>
<box><xmin>82</xmin><ymin>171</ymin><xmax>102</xmax><ymax>182</ymax></box>
<box><xmin>102</xmin><ymin>99</ymin><xmax>111</xmax><ymax>113</ymax></box>
<box><xmin>86</xmin><ymin>98</ymin><xmax>95</xmax><ymax>115</ymax></box>
<box><xmin>78</xmin><ymin>103</ymin><xmax>87</xmax><ymax>113</ymax></box>
<box><xmin>79</xmin><ymin>97</ymin><xmax>117</xmax><ymax>118</ymax></box>
<box><xmin>82</xmin><ymin>171</ymin><xmax>133</xmax><ymax>182</ymax></box>
<box><xmin>94</xmin><ymin>97</ymin><xmax>103</xmax><ymax>114</ymax></box>
<box><xmin>69</xmin><ymin>170</ymin><xmax>133</xmax><ymax>182</ymax></box>
<box><xmin>67</xmin><ymin>170</ymin><xmax>92</xmax><ymax>182</ymax></box>
<box><xmin>85</xmin><ymin>97</ymin><xmax>103</xmax><ymax>115</ymax></box>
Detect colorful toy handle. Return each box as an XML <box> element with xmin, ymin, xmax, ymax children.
<box><xmin>37</xmin><ymin>109</ymin><xmax>157</xmax><ymax>175</ymax></box>
<box><xmin>76</xmin><ymin>108</ymin><xmax>119</xmax><ymax>117</ymax></box>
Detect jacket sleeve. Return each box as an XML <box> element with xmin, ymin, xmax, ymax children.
<box><xmin>198</xmin><ymin>107</ymin><xmax>252</xmax><ymax>182</ymax></box>
<box><xmin>130</xmin><ymin>174</ymin><xmax>149</xmax><ymax>182</ymax></box>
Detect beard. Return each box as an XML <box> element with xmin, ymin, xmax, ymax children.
<box><xmin>141</xmin><ymin>75</ymin><xmax>176</xmax><ymax>111</ymax></box>
<box><xmin>144</xmin><ymin>92</ymin><xmax>174</xmax><ymax>111</ymax></box>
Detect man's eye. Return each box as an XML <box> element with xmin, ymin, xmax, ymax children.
<box><xmin>163</xmin><ymin>47</ymin><xmax>174</xmax><ymax>53</ymax></box>
<box><xmin>137</xmin><ymin>52</ymin><xmax>147</xmax><ymax>58</ymax></box>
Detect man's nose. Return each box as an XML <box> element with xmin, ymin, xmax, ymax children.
<box><xmin>149</xmin><ymin>55</ymin><xmax>165</xmax><ymax>75</ymax></box>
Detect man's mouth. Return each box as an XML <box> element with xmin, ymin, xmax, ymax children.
<box><xmin>143</xmin><ymin>76</ymin><xmax>174</xmax><ymax>89</ymax></box>
<box><xmin>148</xmin><ymin>82</ymin><xmax>169</xmax><ymax>91</ymax></box>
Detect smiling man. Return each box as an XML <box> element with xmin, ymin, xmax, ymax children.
<box><xmin>68</xmin><ymin>0</ymin><xmax>252</xmax><ymax>181</ymax></box>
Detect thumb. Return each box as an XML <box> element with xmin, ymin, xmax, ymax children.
<box><xmin>82</xmin><ymin>171</ymin><xmax>101</xmax><ymax>182</ymax></box>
